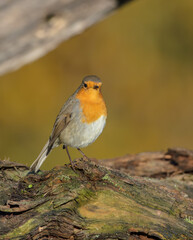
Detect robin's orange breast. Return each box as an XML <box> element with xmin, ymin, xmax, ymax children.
<box><xmin>76</xmin><ymin>88</ymin><xmax>107</xmax><ymax>124</ymax></box>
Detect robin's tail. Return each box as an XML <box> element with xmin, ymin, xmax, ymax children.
<box><xmin>30</xmin><ymin>140</ymin><xmax>50</xmax><ymax>173</ymax></box>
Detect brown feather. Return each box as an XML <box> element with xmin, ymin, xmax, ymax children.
<box><xmin>47</xmin><ymin>113</ymin><xmax>72</xmax><ymax>154</ymax></box>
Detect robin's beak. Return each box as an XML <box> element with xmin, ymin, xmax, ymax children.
<box><xmin>93</xmin><ymin>85</ymin><xmax>99</xmax><ymax>90</ymax></box>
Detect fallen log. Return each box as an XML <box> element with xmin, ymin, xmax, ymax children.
<box><xmin>0</xmin><ymin>149</ymin><xmax>193</xmax><ymax>239</ymax></box>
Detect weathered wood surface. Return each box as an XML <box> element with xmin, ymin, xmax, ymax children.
<box><xmin>94</xmin><ymin>148</ymin><xmax>193</xmax><ymax>178</ymax></box>
<box><xmin>0</xmin><ymin>148</ymin><xmax>193</xmax><ymax>239</ymax></box>
<box><xmin>0</xmin><ymin>0</ymin><xmax>131</xmax><ymax>76</ymax></box>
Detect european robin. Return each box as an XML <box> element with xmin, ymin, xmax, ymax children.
<box><xmin>30</xmin><ymin>75</ymin><xmax>107</xmax><ymax>173</ymax></box>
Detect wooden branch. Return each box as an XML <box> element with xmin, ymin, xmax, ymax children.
<box><xmin>0</xmin><ymin>0</ymin><xmax>132</xmax><ymax>76</ymax></box>
<box><xmin>0</xmin><ymin>149</ymin><xmax>192</xmax><ymax>239</ymax></box>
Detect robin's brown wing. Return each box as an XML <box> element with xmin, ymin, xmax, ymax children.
<box><xmin>47</xmin><ymin>113</ymin><xmax>72</xmax><ymax>154</ymax></box>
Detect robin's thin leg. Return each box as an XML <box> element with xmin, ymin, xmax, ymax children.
<box><xmin>63</xmin><ymin>145</ymin><xmax>76</xmax><ymax>171</ymax></box>
<box><xmin>77</xmin><ymin>148</ymin><xmax>90</xmax><ymax>160</ymax></box>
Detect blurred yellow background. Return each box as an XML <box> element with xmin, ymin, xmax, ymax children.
<box><xmin>1</xmin><ymin>0</ymin><xmax>193</xmax><ymax>170</ymax></box>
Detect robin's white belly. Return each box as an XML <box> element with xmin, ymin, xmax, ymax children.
<box><xmin>59</xmin><ymin>115</ymin><xmax>106</xmax><ymax>148</ymax></box>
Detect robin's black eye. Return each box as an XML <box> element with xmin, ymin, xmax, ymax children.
<box><xmin>93</xmin><ymin>85</ymin><xmax>99</xmax><ymax>90</ymax></box>
<box><xmin>84</xmin><ymin>83</ymin><xmax>87</xmax><ymax>88</ymax></box>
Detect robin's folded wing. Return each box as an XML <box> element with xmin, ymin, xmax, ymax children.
<box><xmin>47</xmin><ymin>113</ymin><xmax>72</xmax><ymax>154</ymax></box>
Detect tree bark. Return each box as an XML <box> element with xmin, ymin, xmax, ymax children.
<box><xmin>0</xmin><ymin>148</ymin><xmax>193</xmax><ymax>239</ymax></box>
<box><xmin>0</xmin><ymin>0</ymin><xmax>132</xmax><ymax>76</ymax></box>
<box><xmin>93</xmin><ymin>148</ymin><xmax>193</xmax><ymax>178</ymax></box>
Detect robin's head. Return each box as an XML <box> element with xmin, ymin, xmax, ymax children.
<box><xmin>76</xmin><ymin>75</ymin><xmax>107</xmax><ymax>122</ymax></box>
<box><xmin>81</xmin><ymin>75</ymin><xmax>102</xmax><ymax>91</ymax></box>
<box><xmin>76</xmin><ymin>75</ymin><xmax>104</xmax><ymax>104</ymax></box>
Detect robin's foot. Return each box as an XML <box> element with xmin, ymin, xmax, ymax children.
<box><xmin>70</xmin><ymin>162</ymin><xmax>76</xmax><ymax>172</ymax></box>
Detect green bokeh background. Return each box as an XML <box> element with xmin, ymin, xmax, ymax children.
<box><xmin>1</xmin><ymin>0</ymin><xmax>193</xmax><ymax>170</ymax></box>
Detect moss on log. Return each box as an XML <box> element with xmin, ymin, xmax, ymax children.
<box><xmin>0</xmin><ymin>151</ymin><xmax>193</xmax><ymax>239</ymax></box>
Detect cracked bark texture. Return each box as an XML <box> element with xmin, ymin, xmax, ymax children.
<box><xmin>0</xmin><ymin>148</ymin><xmax>193</xmax><ymax>239</ymax></box>
<box><xmin>0</xmin><ymin>0</ymin><xmax>132</xmax><ymax>76</ymax></box>
<box><xmin>93</xmin><ymin>148</ymin><xmax>193</xmax><ymax>178</ymax></box>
